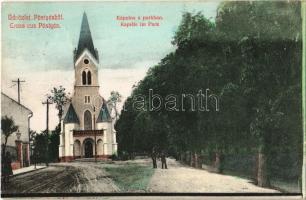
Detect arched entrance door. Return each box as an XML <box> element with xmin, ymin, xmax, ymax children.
<box><xmin>84</xmin><ymin>110</ymin><xmax>92</xmax><ymax>130</ymax></box>
<box><xmin>84</xmin><ymin>140</ymin><xmax>93</xmax><ymax>158</ymax></box>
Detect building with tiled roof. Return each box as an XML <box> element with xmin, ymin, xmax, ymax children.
<box><xmin>1</xmin><ymin>92</ymin><xmax>33</xmax><ymax>169</ymax></box>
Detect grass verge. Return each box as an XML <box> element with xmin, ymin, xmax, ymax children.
<box><xmin>104</xmin><ymin>162</ymin><xmax>154</xmax><ymax>192</ymax></box>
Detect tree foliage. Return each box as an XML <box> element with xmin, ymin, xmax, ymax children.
<box><xmin>1</xmin><ymin>116</ymin><xmax>19</xmax><ymax>157</ymax></box>
<box><xmin>32</xmin><ymin>133</ymin><xmax>47</xmax><ymax>164</ymax></box>
<box><xmin>116</xmin><ymin>1</ymin><xmax>302</xmax><ymax>187</ymax></box>
<box><xmin>108</xmin><ymin>91</ymin><xmax>123</xmax><ymax>120</ymax></box>
<box><xmin>48</xmin><ymin>85</ymin><xmax>70</xmax><ymax>125</ymax></box>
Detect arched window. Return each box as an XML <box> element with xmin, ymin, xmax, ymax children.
<box><xmin>84</xmin><ymin>110</ymin><xmax>92</xmax><ymax>130</ymax></box>
<box><xmin>82</xmin><ymin>71</ymin><xmax>87</xmax><ymax>85</ymax></box>
<box><xmin>87</xmin><ymin>71</ymin><xmax>92</xmax><ymax>85</ymax></box>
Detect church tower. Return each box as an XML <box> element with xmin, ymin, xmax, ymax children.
<box><xmin>59</xmin><ymin>13</ymin><xmax>117</xmax><ymax>162</ymax></box>
<box><xmin>72</xmin><ymin>12</ymin><xmax>100</xmax><ymax>130</ymax></box>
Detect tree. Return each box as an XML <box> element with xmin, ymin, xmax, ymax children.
<box><xmin>217</xmin><ymin>1</ymin><xmax>302</xmax><ymax>186</ymax></box>
<box><xmin>116</xmin><ymin>2</ymin><xmax>302</xmax><ymax>189</ymax></box>
<box><xmin>108</xmin><ymin>91</ymin><xmax>122</xmax><ymax>120</ymax></box>
<box><xmin>1</xmin><ymin>116</ymin><xmax>18</xmax><ymax>157</ymax></box>
<box><xmin>29</xmin><ymin>130</ymin><xmax>37</xmax><ymax>144</ymax></box>
<box><xmin>48</xmin><ymin>86</ymin><xmax>70</xmax><ymax>129</ymax></box>
<box><xmin>48</xmin><ymin>124</ymin><xmax>60</xmax><ymax>162</ymax></box>
<box><xmin>32</xmin><ymin>133</ymin><xmax>47</xmax><ymax>164</ymax></box>
<box><xmin>115</xmin><ymin>97</ymin><xmax>138</xmax><ymax>156</ymax></box>
<box><xmin>29</xmin><ymin>130</ymin><xmax>38</xmax><ymax>163</ymax></box>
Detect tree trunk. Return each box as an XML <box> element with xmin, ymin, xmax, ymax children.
<box><xmin>190</xmin><ymin>151</ymin><xmax>194</xmax><ymax>166</ymax></box>
<box><xmin>191</xmin><ymin>151</ymin><xmax>198</xmax><ymax>167</ymax></box>
<box><xmin>215</xmin><ymin>152</ymin><xmax>221</xmax><ymax>173</ymax></box>
<box><xmin>58</xmin><ymin>112</ymin><xmax>62</xmax><ymax>132</ymax></box>
<box><xmin>194</xmin><ymin>152</ymin><xmax>198</xmax><ymax>168</ymax></box>
<box><xmin>257</xmin><ymin>150</ymin><xmax>270</xmax><ymax>187</ymax></box>
<box><xmin>185</xmin><ymin>152</ymin><xmax>189</xmax><ymax>164</ymax></box>
<box><xmin>193</xmin><ymin>152</ymin><xmax>202</xmax><ymax>168</ymax></box>
<box><xmin>254</xmin><ymin>153</ymin><xmax>258</xmax><ymax>185</ymax></box>
<box><xmin>198</xmin><ymin>153</ymin><xmax>202</xmax><ymax>169</ymax></box>
<box><xmin>2</xmin><ymin>137</ymin><xmax>8</xmax><ymax>157</ymax></box>
<box><xmin>215</xmin><ymin>152</ymin><xmax>223</xmax><ymax>173</ymax></box>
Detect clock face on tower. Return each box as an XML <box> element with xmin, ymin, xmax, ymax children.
<box><xmin>84</xmin><ymin>58</ymin><xmax>89</xmax><ymax>64</ymax></box>
<box><xmin>93</xmin><ymin>95</ymin><xmax>103</xmax><ymax>110</ymax></box>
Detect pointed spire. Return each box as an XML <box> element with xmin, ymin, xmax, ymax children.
<box><xmin>75</xmin><ymin>12</ymin><xmax>98</xmax><ymax>61</ymax></box>
<box><xmin>64</xmin><ymin>103</ymin><xmax>80</xmax><ymax>124</ymax></box>
<box><xmin>96</xmin><ymin>100</ymin><xmax>112</xmax><ymax>123</ymax></box>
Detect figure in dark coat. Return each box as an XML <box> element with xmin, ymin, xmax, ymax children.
<box><xmin>161</xmin><ymin>151</ymin><xmax>167</xmax><ymax>169</ymax></box>
<box><xmin>151</xmin><ymin>147</ymin><xmax>157</xmax><ymax>168</ymax></box>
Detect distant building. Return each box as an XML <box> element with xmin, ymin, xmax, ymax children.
<box><xmin>59</xmin><ymin>13</ymin><xmax>117</xmax><ymax>162</ymax></box>
<box><xmin>1</xmin><ymin>92</ymin><xmax>33</xmax><ymax>169</ymax></box>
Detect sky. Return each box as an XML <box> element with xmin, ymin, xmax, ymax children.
<box><xmin>1</xmin><ymin>2</ymin><xmax>220</xmax><ymax>132</ymax></box>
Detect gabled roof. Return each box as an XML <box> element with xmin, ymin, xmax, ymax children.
<box><xmin>75</xmin><ymin>12</ymin><xmax>98</xmax><ymax>61</ymax></box>
<box><xmin>96</xmin><ymin>101</ymin><xmax>112</xmax><ymax>123</ymax></box>
<box><xmin>63</xmin><ymin>103</ymin><xmax>79</xmax><ymax>124</ymax></box>
<box><xmin>1</xmin><ymin>92</ymin><xmax>32</xmax><ymax>114</ymax></box>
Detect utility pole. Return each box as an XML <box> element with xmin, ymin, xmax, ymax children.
<box><xmin>42</xmin><ymin>98</ymin><xmax>53</xmax><ymax>167</ymax></box>
<box><xmin>94</xmin><ymin>106</ymin><xmax>97</xmax><ymax>163</ymax></box>
<box><xmin>12</xmin><ymin>78</ymin><xmax>25</xmax><ymax>104</ymax></box>
<box><xmin>301</xmin><ymin>1</ymin><xmax>306</xmax><ymax>198</ymax></box>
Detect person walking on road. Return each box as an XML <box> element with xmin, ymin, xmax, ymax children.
<box><xmin>161</xmin><ymin>151</ymin><xmax>167</xmax><ymax>169</ymax></box>
<box><xmin>151</xmin><ymin>147</ymin><xmax>157</xmax><ymax>168</ymax></box>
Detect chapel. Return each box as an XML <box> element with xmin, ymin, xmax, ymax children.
<box><xmin>59</xmin><ymin>13</ymin><xmax>117</xmax><ymax>162</ymax></box>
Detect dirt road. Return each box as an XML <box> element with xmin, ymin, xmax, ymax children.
<box><xmin>3</xmin><ymin>158</ymin><xmax>279</xmax><ymax>194</ymax></box>
<box><xmin>2</xmin><ymin>162</ymin><xmax>118</xmax><ymax>193</ymax></box>
<box><xmin>147</xmin><ymin>158</ymin><xmax>279</xmax><ymax>193</ymax></box>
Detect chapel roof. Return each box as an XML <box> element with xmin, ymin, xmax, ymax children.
<box><xmin>75</xmin><ymin>12</ymin><xmax>98</xmax><ymax>61</ymax></box>
<box><xmin>96</xmin><ymin>101</ymin><xmax>112</xmax><ymax>123</ymax></box>
<box><xmin>63</xmin><ymin>103</ymin><xmax>80</xmax><ymax>124</ymax></box>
